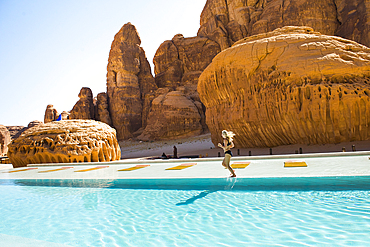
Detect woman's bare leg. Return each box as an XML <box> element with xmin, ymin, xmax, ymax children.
<box><xmin>225</xmin><ymin>154</ymin><xmax>236</xmax><ymax>177</ymax></box>
<box><xmin>222</xmin><ymin>158</ymin><xmax>227</xmax><ymax>167</ymax></box>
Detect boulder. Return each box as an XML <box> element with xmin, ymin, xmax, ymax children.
<box><xmin>198</xmin><ymin>26</ymin><xmax>370</xmax><ymax>147</ymax></box>
<box><xmin>0</xmin><ymin>125</ymin><xmax>11</xmax><ymax>156</ymax></box>
<box><xmin>69</xmin><ymin>87</ymin><xmax>95</xmax><ymax>120</ymax></box>
<box><xmin>44</xmin><ymin>105</ymin><xmax>59</xmax><ymax>123</ymax></box>
<box><xmin>138</xmin><ymin>91</ymin><xmax>203</xmax><ymax>141</ymax></box>
<box><xmin>198</xmin><ymin>0</ymin><xmax>370</xmax><ymax>49</ymax></box>
<box><xmin>7</xmin><ymin>120</ymin><xmax>121</xmax><ymax>167</ymax></box>
<box><xmin>106</xmin><ymin>23</ymin><xmax>157</xmax><ymax>140</ymax></box>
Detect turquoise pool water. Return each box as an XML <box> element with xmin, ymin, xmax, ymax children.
<box><xmin>1</xmin><ymin>177</ymin><xmax>370</xmax><ymax>246</ymax></box>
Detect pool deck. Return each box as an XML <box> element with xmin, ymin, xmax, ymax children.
<box><xmin>1</xmin><ymin>151</ymin><xmax>370</xmax><ymax>180</ymax></box>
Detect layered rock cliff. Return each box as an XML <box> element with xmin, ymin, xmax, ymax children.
<box><xmin>106</xmin><ymin>23</ymin><xmax>157</xmax><ymax>140</ymax></box>
<box><xmin>138</xmin><ymin>90</ymin><xmax>203</xmax><ymax>141</ymax></box>
<box><xmin>198</xmin><ymin>0</ymin><xmax>370</xmax><ymax>49</ymax></box>
<box><xmin>46</xmin><ymin>1</ymin><xmax>370</xmax><ymax>143</ymax></box>
<box><xmin>68</xmin><ymin>24</ymin><xmax>212</xmax><ymax>141</ymax></box>
<box><xmin>140</xmin><ymin>34</ymin><xmax>220</xmax><ymax>140</ymax></box>
<box><xmin>198</xmin><ymin>26</ymin><xmax>370</xmax><ymax>147</ymax></box>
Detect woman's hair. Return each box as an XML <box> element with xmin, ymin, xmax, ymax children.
<box><xmin>222</xmin><ymin>130</ymin><xmax>235</xmax><ymax>142</ymax></box>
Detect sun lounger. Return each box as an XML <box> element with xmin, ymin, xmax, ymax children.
<box><xmin>118</xmin><ymin>165</ymin><xmax>150</xmax><ymax>171</ymax></box>
<box><xmin>38</xmin><ymin>167</ymin><xmax>73</xmax><ymax>173</ymax></box>
<box><xmin>4</xmin><ymin>168</ymin><xmax>38</xmax><ymax>173</ymax></box>
<box><xmin>284</xmin><ymin>161</ymin><xmax>307</xmax><ymax>167</ymax></box>
<box><xmin>165</xmin><ymin>163</ymin><xmax>197</xmax><ymax>170</ymax></box>
<box><xmin>231</xmin><ymin>162</ymin><xmax>250</xmax><ymax>169</ymax></box>
<box><xmin>74</xmin><ymin>166</ymin><xmax>109</xmax><ymax>172</ymax></box>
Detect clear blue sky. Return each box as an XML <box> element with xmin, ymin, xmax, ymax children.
<box><xmin>0</xmin><ymin>0</ymin><xmax>207</xmax><ymax>126</ymax></box>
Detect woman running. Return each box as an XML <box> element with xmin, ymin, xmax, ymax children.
<box><xmin>218</xmin><ymin>130</ymin><xmax>236</xmax><ymax>177</ymax></box>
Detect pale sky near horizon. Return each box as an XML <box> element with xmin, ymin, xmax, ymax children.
<box><xmin>0</xmin><ymin>0</ymin><xmax>207</xmax><ymax>127</ymax></box>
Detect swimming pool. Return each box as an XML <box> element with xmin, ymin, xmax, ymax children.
<box><xmin>1</xmin><ymin>177</ymin><xmax>370</xmax><ymax>246</ymax></box>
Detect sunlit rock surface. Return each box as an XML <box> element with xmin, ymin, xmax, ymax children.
<box><xmin>199</xmin><ymin>0</ymin><xmax>370</xmax><ymax>49</ymax></box>
<box><xmin>138</xmin><ymin>91</ymin><xmax>203</xmax><ymax>141</ymax></box>
<box><xmin>95</xmin><ymin>92</ymin><xmax>112</xmax><ymax>126</ymax></box>
<box><xmin>69</xmin><ymin>87</ymin><xmax>95</xmax><ymax>120</ymax></box>
<box><xmin>7</xmin><ymin>120</ymin><xmax>121</xmax><ymax>167</ymax></box>
<box><xmin>106</xmin><ymin>23</ymin><xmax>157</xmax><ymax>140</ymax></box>
<box><xmin>0</xmin><ymin>125</ymin><xmax>11</xmax><ymax>156</ymax></box>
<box><xmin>44</xmin><ymin>105</ymin><xmax>59</xmax><ymax>123</ymax></box>
<box><xmin>198</xmin><ymin>26</ymin><xmax>370</xmax><ymax>147</ymax></box>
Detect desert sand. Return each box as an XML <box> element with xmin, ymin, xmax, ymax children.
<box><xmin>119</xmin><ymin>133</ymin><xmax>370</xmax><ymax>160</ymax></box>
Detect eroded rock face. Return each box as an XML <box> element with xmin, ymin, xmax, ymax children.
<box><xmin>7</xmin><ymin>120</ymin><xmax>121</xmax><ymax>167</ymax></box>
<box><xmin>138</xmin><ymin>91</ymin><xmax>203</xmax><ymax>141</ymax></box>
<box><xmin>0</xmin><ymin>125</ymin><xmax>11</xmax><ymax>156</ymax></box>
<box><xmin>152</xmin><ymin>34</ymin><xmax>219</xmax><ymax>137</ymax></box>
<box><xmin>198</xmin><ymin>26</ymin><xmax>370</xmax><ymax>147</ymax></box>
<box><xmin>6</xmin><ymin>126</ymin><xmax>26</xmax><ymax>140</ymax></box>
<box><xmin>107</xmin><ymin>23</ymin><xmax>157</xmax><ymax>140</ymax></box>
<box><xmin>70</xmin><ymin>87</ymin><xmax>95</xmax><ymax>120</ymax></box>
<box><xmin>154</xmin><ymin>34</ymin><xmax>220</xmax><ymax>90</ymax></box>
<box><xmin>44</xmin><ymin>105</ymin><xmax>59</xmax><ymax>123</ymax></box>
<box><xmin>199</xmin><ymin>0</ymin><xmax>370</xmax><ymax>49</ymax></box>
<box><xmin>95</xmin><ymin>93</ymin><xmax>112</xmax><ymax>126</ymax></box>
<box><xmin>28</xmin><ymin>120</ymin><xmax>43</xmax><ymax>128</ymax></box>
<box><xmin>6</xmin><ymin>121</ymin><xmax>43</xmax><ymax>142</ymax></box>
<box><xmin>61</xmin><ymin>111</ymin><xmax>70</xmax><ymax>120</ymax></box>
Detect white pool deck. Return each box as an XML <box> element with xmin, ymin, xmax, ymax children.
<box><xmin>1</xmin><ymin>151</ymin><xmax>370</xmax><ymax>180</ymax></box>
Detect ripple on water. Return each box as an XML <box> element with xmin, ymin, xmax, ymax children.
<box><xmin>1</xmin><ymin>186</ymin><xmax>370</xmax><ymax>246</ymax></box>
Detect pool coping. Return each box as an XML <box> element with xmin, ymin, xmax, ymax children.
<box><xmin>25</xmin><ymin>150</ymin><xmax>370</xmax><ymax>167</ymax></box>
<box><xmin>0</xmin><ymin>150</ymin><xmax>368</xmax><ymax>182</ymax></box>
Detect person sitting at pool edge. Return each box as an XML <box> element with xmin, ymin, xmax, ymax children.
<box><xmin>218</xmin><ymin>130</ymin><xmax>236</xmax><ymax>177</ymax></box>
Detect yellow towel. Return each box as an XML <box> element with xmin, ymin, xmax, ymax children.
<box><xmin>74</xmin><ymin>166</ymin><xmax>109</xmax><ymax>172</ymax></box>
<box><xmin>231</xmin><ymin>162</ymin><xmax>250</xmax><ymax>169</ymax></box>
<box><xmin>118</xmin><ymin>165</ymin><xmax>150</xmax><ymax>171</ymax></box>
<box><xmin>284</xmin><ymin>161</ymin><xmax>307</xmax><ymax>167</ymax></box>
<box><xmin>165</xmin><ymin>163</ymin><xmax>197</xmax><ymax>170</ymax></box>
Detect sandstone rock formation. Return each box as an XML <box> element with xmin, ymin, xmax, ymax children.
<box><xmin>61</xmin><ymin>111</ymin><xmax>70</xmax><ymax>120</ymax></box>
<box><xmin>7</xmin><ymin>120</ymin><xmax>121</xmax><ymax>168</ymax></box>
<box><xmin>198</xmin><ymin>26</ymin><xmax>370</xmax><ymax>147</ymax></box>
<box><xmin>138</xmin><ymin>91</ymin><xmax>203</xmax><ymax>141</ymax></box>
<box><xmin>6</xmin><ymin>120</ymin><xmax>43</xmax><ymax>141</ymax></box>
<box><xmin>106</xmin><ymin>23</ymin><xmax>157</xmax><ymax>140</ymax></box>
<box><xmin>95</xmin><ymin>92</ymin><xmax>112</xmax><ymax>126</ymax></box>
<box><xmin>198</xmin><ymin>0</ymin><xmax>370</xmax><ymax>49</ymax></box>
<box><xmin>27</xmin><ymin>120</ymin><xmax>43</xmax><ymax>128</ymax></box>
<box><xmin>69</xmin><ymin>87</ymin><xmax>95</xmax><ymax>120</ymax></box>
<box><xmin>44</xmin><ymin>105</ymin><xmax>59</xmax><ymax>123</ymax></box>
<box><xmin>154</xmin><ymin>34</ymin><xmax>220</xmax><ymax>91</ymax></box>
<box><xmin>149</xmin><ymin>34</ymin><xmax>219</xmax><ymax>137</ymax></box>
<box><xmin>0</xmin><ymin>125</ymin><xmax>11</xmax><ymax>156</ymax></box>
<box><xmin>6</xmin><ymin>126</ymin><xmax>26</xmax><ymax>140</ymax></box>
